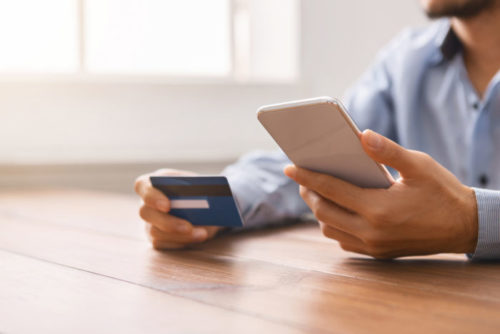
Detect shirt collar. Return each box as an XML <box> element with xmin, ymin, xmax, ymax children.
<box><xmin>430</xmin><ymin>20</ymin><xmax>463</xmax><ymax>65</ymax></box>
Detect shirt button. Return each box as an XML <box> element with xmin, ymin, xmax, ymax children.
<box><xmin>472</xmin><ymin>102</ymin><xmax>480</xmax><ymax>110</ymax></box>
<box><xmin>479</xmin><ymin>174</ymin><xmax>489</xmax><ymax>187</ymax></box>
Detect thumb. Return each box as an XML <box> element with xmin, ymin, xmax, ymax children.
<box><xmin>360</xmin><ymin>129</ymin><xmax>421</xmax><ymax>178</ymax></box>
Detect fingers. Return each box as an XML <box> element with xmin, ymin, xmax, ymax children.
<box><xmin>145</xmin><ymin>224</ymin><xmax>186</xmax><ymax>250</ymax></box>
<box><xmin>319</xmin><ymin>222</ymin><xmax>395</xmax><ymax>258</ymax></box>
<box><xmin>136</xmin><ymin>169</ymin><xmax>220</xmax><ymax>250</ymax></box>
<box><xmin>134</xmin><ymin>169</ymin><xmax>199</xmax><ymax>212</ymax></box>
<box><xmin>204</xmin><ymin>226</ymin><xmax>222</xmax><ymax>240</ymax></box>
<box><xmin>319</xmin><ymin>222</ymin><xmax>373</xmax><ymax>256</ymax></box>
<box><xmin>301</xmin><ymin>186</ymin><xmax>398</xmax><ymax>258</ymax></box>
<box><xmin>300</xmin><ymin>186</ymin><xmax>364</xmax><ymax>234</ymax></box>
<box><xmin>139</xmin><ymin>205</ymin><xmax>193</xmax><ymax>234</ymax></box>
<box><xmin>360</xmin><ymin>129</ymin><xmax>426</xmax><ymax>178</ymax></box>
<box><xmin>141</xmin><ymin>206</ymin><xmax>222</xmax><ymax>249</ymax></box>
<box><xmin>145</xmin><ymin>223</ymin><xmax>210</xmax><ymax>246</ymax></box>
<box><xmin>285</xmin><ymin>165</ymin><xmax>366</xmax><ymax>213</ymax></box>
<box><xmin>319</xmin><ymin>222</ymin><xmax>362</xmax><ymax>244</ymax></box>
<box><xmin>134</xmin><ymin>174</ymin><xmax>170</xmax><ymax>212</ymax></box>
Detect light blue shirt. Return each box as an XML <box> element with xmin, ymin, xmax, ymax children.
<box><xmin>223</xmin><ymin>20</ymin><xmax>500</xmax><ymax>260</ymax></box>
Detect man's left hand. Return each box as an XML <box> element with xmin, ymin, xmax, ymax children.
<box><xmin>284</xmin><ymin>130</ymin><xmax>478</xmax><ymax>259</ymax></box>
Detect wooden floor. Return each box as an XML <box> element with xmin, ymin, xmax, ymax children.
<box><xmin>1</xmin><ymin>189</ymin><xmax>499</xmax><ymax>333</ymax></box>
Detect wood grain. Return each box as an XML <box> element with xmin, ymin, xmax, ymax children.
<box><xmin>0</xmin><ymin>189</ymin><xmax>499</xmax><ymax>333</ymax></box>
<box><xmin>0</xmin><ymin>250</ymin><xmax>301</xmax><ymax>334</ymax></box>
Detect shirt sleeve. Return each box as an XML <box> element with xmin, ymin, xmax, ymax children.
<box><xmin>343</xmin><ymin>37</ymin><xmax>398</xmax><ymax>142</ymax></box>
<box><xmin>222</xmin><ymin>150</ymin><xmax>311</xmax><ymax>229</ymax></box>
<box><xmin>342</xmin><ymin>40</ymin><xmax>400</xmax><ymax>177</ymax></box>
<box><xmin>469</xmin><ymin>188</ymin><xmax>500</xmax><ymax>260</ymax></box>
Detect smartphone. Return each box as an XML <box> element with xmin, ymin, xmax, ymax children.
<box><xmin>257</xmin><ymin>96</ymin><xmax>393</xmax><ymax>188</ymax></box>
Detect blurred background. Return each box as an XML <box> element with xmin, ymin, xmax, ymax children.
<box><xmin>0</xmin><ymin>0</ymin><xmax>426</xmax><ymax>193</ymax></box>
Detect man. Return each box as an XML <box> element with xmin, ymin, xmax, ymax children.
<box><xmin>135</xmin><ymin>0</ymin><xmax>500</xmax><ymax>259</ymax></box>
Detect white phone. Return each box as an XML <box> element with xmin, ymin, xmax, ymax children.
<box><xmin>257</xmin><ymin>96</ymin><xmax>393</xmax><ymax>188</ymax></box>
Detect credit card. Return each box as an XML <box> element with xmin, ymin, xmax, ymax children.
<box><xmin>150</xmin><ymin>176</ymin><xmax>244</xmax><ymax>227</ymax></box>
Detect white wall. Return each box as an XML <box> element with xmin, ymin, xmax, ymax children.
<box><xmin>0</xmin><ymin>0</ymin><xmax>427</xmax><ymax>165</ymax></box>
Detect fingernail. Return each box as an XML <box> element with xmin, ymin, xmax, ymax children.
<box><xmin>363</xmin><ymin>130</ymin><xmax>382</xmax><ymax>150</ymax></box>
<box><xmin>284</xmin><ymin>165</ymin><xmax>297</xmax><ymax>179</ymax></box>
<box><xmin>192</xmin><ymin>228</ymin><xmax>207</xmax><ymax>241</ymax></box>
<box><xmin>176</xmin><ymin>223</ymin><xmax>190</xmax><ymax>234</ymax></box>
<box><xmin>156</xmin><ymin>200</ymin><xmax>169</xmax><ymax>212</ymax></box>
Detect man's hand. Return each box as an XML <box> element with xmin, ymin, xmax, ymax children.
<box><xmin>134</xmin><ymin>169</ymin><xmax>222</xmax><ymax>250</ymax></box>
<box><xmin>284</xmin><ymin>130</ymin><xmax>478</xmax><ymax>259</ymax></box>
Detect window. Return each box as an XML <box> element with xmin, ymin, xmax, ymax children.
<box><xmin>85</xmin><ymin>0</ymin><xmax>231</xmax><ymax>76</ymax></box>
<box><xmin>233</xmin><ymin>0</ymin><xmax>299</xmax><ymax>81</ymax></box>
<box><xmin>0</xmin><ymin>0</ymin><xmax>78</xmax><ymax>73</ymax></box>
<box><xmin>0</xmin><ymin>0</ymin><xmax>299</xmax><ymax>81</ymax></box>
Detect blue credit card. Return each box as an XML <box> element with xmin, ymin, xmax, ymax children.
<box><xmin>150</xmin><ymin>176</ymin><xmax>244</xmax><ymax>227</ymax></box>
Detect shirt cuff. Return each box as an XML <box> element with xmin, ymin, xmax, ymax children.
<box><xmin>469</xmin><ymin>188</ymin><xmax>500</xmax><ymax>260</ymax></box>
<box><xmin>222</xmin><ymin>168</ymin><xmax>258</xmax><ymax>219</ymax></box>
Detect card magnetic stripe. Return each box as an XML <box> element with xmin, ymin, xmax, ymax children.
<box><xmin>150</xmin><ymin>176</ymin><xmax>229</xmax><ymax>186</ymax></box>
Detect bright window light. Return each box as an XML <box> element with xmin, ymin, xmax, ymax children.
<box><xmin>234</xmin><ymin>0</ymin><xmax>299</xmax><ymax>82</ymax></box>
<box><xmin>0</xmin><ymin>0</ymin><xmax>78</xmax><ymax>73</ymax></box>
<box><xmin>0</xmin><ymin>0</ymin><xmax>298</xmax><ymax>81</ymax></box>
<box><xmin>250</xmin><ymin>0</ymin><xmax>299</xmax><ymax>81</ymax></box>
<box><xmin>84</xmin><ymin>0</ymin><xmax>231</xmax><ymax>76</ymax></box>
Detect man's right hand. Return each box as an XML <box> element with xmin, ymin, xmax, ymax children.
<box><xmin>134</xmin><ymin>168</ymin><xmax>222</xmax><ymax>250</ymax></box>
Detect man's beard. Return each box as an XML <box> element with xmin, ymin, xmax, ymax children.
<box><xmin>425</xmin><ymin>0</ymin><xmax>496</xmax><ymax>18</ymax></box>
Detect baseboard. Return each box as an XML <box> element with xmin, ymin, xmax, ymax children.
<box><xmin>0</xmin><ymin>160</ymin><xmax>234</xmax><ymax>194</ymax></box>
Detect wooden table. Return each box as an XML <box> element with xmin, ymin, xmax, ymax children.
<box><xmin>1</xmin><ymin>189</ymin><xmax>499</xmax><ymax>333</ymax></box>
